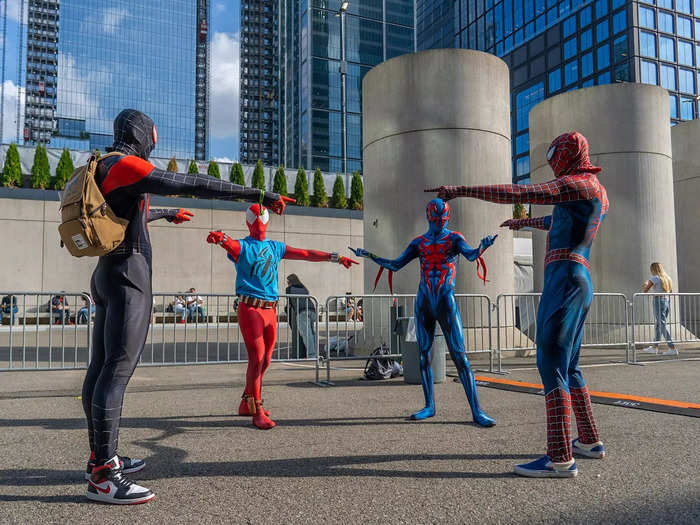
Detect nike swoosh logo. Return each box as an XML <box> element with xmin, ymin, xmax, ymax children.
<box><xmin>89</xmin><ymin>481</ymin><xmax>111</xmax><ymax>495</ymax></box>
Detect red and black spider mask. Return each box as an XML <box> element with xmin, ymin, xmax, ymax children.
<box><xmin>546</xmin><ymin>131</ymin><xmax>601</xmax><ymax>178</ymax></box>
<box><xmin>107</xmin><ymin>109</ymin><xmax>158</xmax><ymax>161</ymax></box>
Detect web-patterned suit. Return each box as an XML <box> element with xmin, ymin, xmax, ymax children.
<box><xmin>352</xmin><ymin>199</ymin><xmax>496</xmax><ymax>425</ymax></box>
<box><xmin>436</xmin><ymin>132</ymin><xmax>607</xmax><ymax>469</ymax></box>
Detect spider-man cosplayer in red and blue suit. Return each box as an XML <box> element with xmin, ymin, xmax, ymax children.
<box><xmin>350</xmin><ymin>199</ymin><xmax>497</xmax><ymax>426</ymax></box>
<box><xmin>429</xmin><ymin>131</ymin><xmax>608</xmax><ymax>478</ymax></box>
<box><xmin>81</xmin><ymin>109</ymin><xmax>293</xmax><ymax>505</ymax></box>
<box><xmin>207</xmin><ymin>206</ymin><xmax>357</xmax><ymax>430</ymax></box>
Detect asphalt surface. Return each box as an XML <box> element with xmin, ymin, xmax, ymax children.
<box><xmin>0</xmin><ymin>360</ymin><xmax>698</xmax><ymax>524</ymax></box>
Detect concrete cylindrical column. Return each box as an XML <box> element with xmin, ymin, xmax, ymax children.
<box><xmin>672</xmin><ymin>120</ymin><xmax>700</xmax><ymax>293</ymax></box>
<box><xmin>362</xmin><ymin>49</ymin><xmax>514</xmax><ymax>301</ymax></box>
<box><xmin>529</xmin><ymin>84</ymin><xmax>677</xmax><ymax>301</ymax></box>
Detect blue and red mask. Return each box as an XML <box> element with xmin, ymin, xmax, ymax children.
<box><xmin>426</xmin><ymin>198</ymin><xmax>450</xmax><ymax>234</ymax></box>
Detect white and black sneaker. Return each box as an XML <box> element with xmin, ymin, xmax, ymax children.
<box><xmin>85</xmin><ymin>453</ymin><xmax>146</xmax><ymax>480</ymax></box>
<box><xmin>86</xmin><ymin>455</ymin><xmax>155</xmax><ymax>505</ymax></box>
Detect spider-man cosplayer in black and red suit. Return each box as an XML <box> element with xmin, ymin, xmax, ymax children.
<box><xmin>207</xmin><ymin>205</ymin><xmax>357</xmax><ymax>430</ymax></box>
<box><xmin>81</xmin><ymin>109</ymin><xmax>292</xmax><ymax>505</ymax></box>
<box><xmin>350</xmin><ymin>199</ymin><xmax>497</xmax><ymax>426</ymax></box>
<box><xmin>428</xmin><ymin>131</ymin><xmax>608</xmax><ymax>478</ymax></box>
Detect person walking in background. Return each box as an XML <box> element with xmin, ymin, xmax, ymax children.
<box><xmin>641</xmin><ymin>262</ymin><xmax>678</xmax><ymax>356</ymax></box>
<box><xmin>285</xmin><ymin>274</ymin><xmax>317</xmax><ymax>359</ymax></box>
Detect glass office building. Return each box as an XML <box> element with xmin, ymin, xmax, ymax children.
<box><xmin>23</xmin><ymin>0</ymin><xmax>209</xmax><ymax>159</ymax></box>
<box><xmin>417</xmin><ymin>0</ymin><xmax>700</xmax><ymax>182</ymax></box>
<box><xmin>278</xmin><ymin>0</ymin><xmax>415</xmax><ymax>173</ymax></box>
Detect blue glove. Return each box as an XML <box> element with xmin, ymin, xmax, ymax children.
<box><xmin>480</xmin><ymin>234</ymin><xmax>497</xmax><ymax>249</ymax></box>
<box><xmin>349</xmin><ymin>247</ymin><xmax>370</xmax><ymax>258</ymax></box>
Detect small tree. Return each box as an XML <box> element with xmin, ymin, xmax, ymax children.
<box><xmin>167</xmin><ymin>156</ymin><xmax>178</xmax><ymax>172</ymax></box>
<box><xmin>1</xmin><ymin>143</ymin><xmax>22</xmax><ymax>187</ymax></box>
<box><xmin>330</xmin><ymin>174</ymin><xmax>347</xmax><ymax>209</ymax></box>
<box><xmin>30</xmin><ymin>144</ymin><xmax>51</xmax><ymax>189</ymax></box>
<box><xmin>293</xmin><ymin>167</ymin><xmax>310</xmax><ymax>207</ymax></box>
<box><xmin>208</xmin><ymin>160</ymin><xmax>221</xmax><ymax>179</ymax></box>
<box><xmin>230</xmin><ymin>162</ymin><xmax>245</xmax><ymax>185</ymax></box>
<box><xmin>53</xmin><ymin>148</ymin><xmax>74</xmax><ymax>190</ymax></box>
<box><xmin>349</xmin><ymin>171</ymin><xmax>363</xmax><ymax>210</ymax></box>
<box><xmin>513</xmin><ymin>203</ymin><xmax>527</xmax><ymax>219</ymax></box>
<box><xmin>188</xmin><ymin>160</ymin><xmax>199</xmax><ymax>174</ymax></box>
<box><xmin>251</xmin><ymin>160</ymin><xmax>266</xmax><ymax>191</ymax></box>
<box><xmin>272</xmin><ymin>166</ymin><xmax>288</xmax><ymax>196</ymax></box>
<box><xmin>312</xmin><ymin>167</ymin><xmax>328</xmax><ymax>207</ymax></box>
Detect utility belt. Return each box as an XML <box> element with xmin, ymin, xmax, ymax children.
<box><xmin>238</xmin><ymin>294</ymin><xmax>278</xmax><ymax>309</ymax></box>
<box><xmin>544</xmin><ymin>249</ymin><xmax>590</xmax><ymax>270</ymax></box>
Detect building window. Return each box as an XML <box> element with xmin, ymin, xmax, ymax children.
<box><xmin>640</xmin><ymin>31</ymin><xmax>656</xmax><ymax>58</ymax></box>
<box><xmin>612</xmin><ymin>0</ymin><xmax>625</xmax><ymax>8</ymax></box>
<box><xmin>612</xmin><ymin>11</ymin><xmax>626</xmax><ymax>34</ymax></box>
<box><xmin>678</xmin><ymin>16</ymin><xmax>692</xmax><ymax>38</ymax></box>
<box><xmin>565</xmin><ymin>59</ymin><xmax>579</xmax><ymax>85</ymax></box>
<box><xmin>660</xmin><ymin>64</ymin><xmax>676</xmax><ymax>90</ymax></box>
<box><xmin>549</xmin><ymin>68</ymin><xmax>562</xmax><ymax>92</ymax></box>
<box><xmin>582</xmin><ymin>52</ymin><xmax>594</xmax><ymax>77</ymax></box>
<box><xmin>515</xmin><ymin>82</ymin><xmax>545</xmax><ymax>132</ymax></box>
<box><xmin>615</xmin><ymin>62</ymin><xmax>631</xmax><ymax>82</ymax></box>
<box><xmin>564</xmin><ymin>37</ymin><xmax>577</xmax><ymax>59</ymax></box>
<box><xmin>596</xmin><ymin>20</ymin><xmax>609</xmax><ymax>43</ymax></box>
<box><xmin>658</xmin><ymin>0</ymin><xmax>672</xmax><ymax>7</ymax></box>
<box><xmin>670</xmin><ymin>94</ymin><xmax>678</xmax><ymax>119</ymax></box>
<box><xmin>516</xmin><ymin>155</ymin><xmax>530</xmax><ymax>178</ymax></box>
<box><xmin>658</xmin><ymin>12</ymin><xmax>674</xmax><ymax>33</ymax></box>
<box><xmin>638</xmin><ymin>6</ymin><xmax>655</xmax><ymax>29</ymax></box>
<box><xmin>613</xmin><ymin>35</ymin><xmax>628</xmax><ymax>62</ymax></box>
<box><xmin>680</xmin><ymin>97</ymin><xmax>695</xmax><ymax>119</ymax></box>
<box><xmin>597</xmin><ymin>44</ymin><xmax>610</xmax><ymax>69</ymax></box>
<box><xmin>641</xmin><ymin>60</ymin><xmax>658</xmax><ymax>85</ymax></box>
<box><xmin>595</xmin><ymin>0</ymin><xmax>608</xmax><ymax>19</ymax></box>
<box><xmin>580</xmin><ymin>6</ymin><xmax>592</xmax><ymax>27</ymax></box>
<box><xmin>515</xmin><ymin>133</ymin><xmax>529</xmax><ymax>155</ymax></box>
<box><xmin>598</xmin><ymin>71</ymin><xmax>611</xmax><ymax>84</ymax></box>
<box><xmin>679</xmin><ymin>68</ymin><xmax>695</xmax><ymax>93</ymax></box>
<box><xmin>679</xmin><ymin>40</ymin><xmax>694</xmax><ymax>65</ymax></box>
<box><xmin>677</xmin><ymin>0</ymin><xmax>692</xmax><ymax>13</ymax></box>
<box><xmin>563</xmin><ymin>15</ymin><xmax>576</xmax><ymax>37</ymax></box>
<box><xmin>660</xmin><ymin>36</ymin><xmax>676</xmax><ymax>61</ymax></box>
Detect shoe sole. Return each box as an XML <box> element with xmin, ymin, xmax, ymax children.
<box><xmin>514</xmin><ymin>466</ymin><xmax>578</xmax><ymax>478</ymax></box>
<box><xmin>573</xmin><ymin>448</ymin><xmax>605</xmax><ymax>459</ymax></box>
<box><xmin>86</xmin><ymin>491</ymin><xmax>155</xmax><ymax>505</ymax></box>
<box><xmin>84</xmin><ymin>462</ymin><xmax>146</xmax><ymax>480</ymax></box>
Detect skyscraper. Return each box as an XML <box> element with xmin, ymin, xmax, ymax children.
<box><xmin>417</xmin><ymin>0</ymin><xmax>700</xmax><ymax>183</ymax></box>
<box><xmin>240</xmin><ymin>0</ymin><xmax>416</xmax><ymax>173</ymax></box>
<box><xmin>23</xmin><ymin>0</ymin><xmax>209</xmax><ymax>159</ymax></box>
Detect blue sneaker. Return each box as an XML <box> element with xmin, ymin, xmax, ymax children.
<box><xmin>572</xmin><ymin>438</ymin><xmax>606</xmax><ymax>459</ymax></box>
<box><xmin>514</xmin><ymin>455</ymin><xmax>578</xmax><ymax>478</ymax></box>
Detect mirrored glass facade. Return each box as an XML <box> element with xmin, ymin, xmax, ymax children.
<box><xmin>418</xmin><ymin>0</ymin><xmax>700</xmax><ymax>183</ymax></box>
<box><xmin>24</xmin><ymin>0</ymin><xmax>208</xmax><ymax>159</ymax></box>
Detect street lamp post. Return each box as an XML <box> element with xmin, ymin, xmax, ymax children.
<box><xmin>339</xmin><ymin>1</ymin><xmax>349</xmax><ymax>176</ymax></box>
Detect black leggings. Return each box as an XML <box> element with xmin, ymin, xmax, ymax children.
<box><xmin>81</xmin><ymin>253</ymin><xmax>152</xmax><ymax>463</ymax></box>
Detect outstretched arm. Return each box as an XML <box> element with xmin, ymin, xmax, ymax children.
<box><xmin>426</xmin><ymin>176</ymin><xmax>600</xmax><ymax>205</ymax></box>
<box><xmin>455</xmin><ymin>234</ymin><xmax>497</xmax><ymax>262</ymax></box>
<box><xmin>283</xmin><ymin>246</ymin><xmax>357</xmax><ymax>269</ymax></box>
<box><xmin>500</xmin><ymin>216</ymin><xmax>552</xmax><ymax>231</ymax></box>
<box><xmin>147</xmin><ymin>208</ymin><xmax>194</xmax><ymax>224</ymax></box>
<box><xmin>206</xmin><ymin>231</ymin><xmax>241</xmax><ymax>262</ymax></box>
<box><xmin>349</xmin><ymin>241</ymin><xmax>419</xmax><ymax>272</ymax></box>
<box><xmin>101</xmin><ymin>155</ymin><xmax>291</xmax><ymax>214</ymax></box>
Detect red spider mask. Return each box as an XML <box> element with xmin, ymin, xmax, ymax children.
<box><xmin>546</xmin><ymin>131</ymin><xmax>602</xmax><ymax>177</ymax></box>
<box><xmin>246</xmin><ymin>204</ymin><xmax>270</xmax><ymax>240</ymax></box>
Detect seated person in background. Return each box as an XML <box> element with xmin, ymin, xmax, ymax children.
<box><xmin>77</xmin><ymin>295</ymin><xmax>95</xmax><ymax>324</ymax></box>
<box><xmin>345</xmin><ymin>292</ymin><xmax>356</xmax><ymax>320</ymax></box>
<box><xmin>185</xmin><ymin>288</ymin><xmax>206</xmax><ymax>322</ymax></box>
<box><xmin>51</xmin><ymin>293</ymin><xmax>72</xmax><ymax>325</ymax></box>
<box><xmin>172</xmin><ymin>295</ymin><xmax>187</xmax><ymax>324</ymax></box>
<box><xmin>1</xmin><ymin>294</ymin><xmax>19</xmax><ymax>325</ymax></box>
<box><xmin>356</xmin><ymin>298</ymin><xmax>363</xmax><ymax>321</ymax></box>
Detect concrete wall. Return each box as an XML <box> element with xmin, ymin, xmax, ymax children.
<box><xmin>362</xmin><ymin>49</ymin><xmax>515</xmax><ymax>300</ymax></box>
<box><xmin>671</xmin><ymin>120</ymin><xmax>700</xmax><ymax>293</ymax></box>
<box><xmin>529</xmin><ymin>84</ymin><xmax>677</xmax><ymax>299</ymax></box>
<box><xmin>0</xmin><ymin>190</ymin><xmax>364</xmax><ymax>301</ymax></box>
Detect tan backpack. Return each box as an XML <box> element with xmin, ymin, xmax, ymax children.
<box><xmin>58</xmin><ymin>151</ymin><xmax>129</xmax><ymax>257</ymax></box>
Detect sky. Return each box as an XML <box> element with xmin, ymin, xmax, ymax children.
<box><xmin>0</xmin><ymin>0</ymin><xmax>241</xmax><ymax>161</ymax></box>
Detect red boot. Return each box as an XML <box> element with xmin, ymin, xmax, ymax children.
<box><xmin>238</xmin><ymin>394</ymin><xmax>269</xmax><ymax>416</ymax></box>
<box><xmin>252</xmin><ymin>400</ymin><xmax>275</xmax><ymax>430</ymax></box>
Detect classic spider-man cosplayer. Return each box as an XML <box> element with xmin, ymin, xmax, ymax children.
<box><xmin>428</xmin><ymin>131</ymin><xmax>608</xmax><ymax>478</ymax></box>
<box><xmin>350</xmin><ymin>199</ymin><xmax>497</xmax><ymax>426</ymax></box>
<box><xmin>81</xmin><ymin>109</ymin><xmax>292</xmax><ymax>504</ymax></box>
<box><xmin>207</xmin><ymin>206</ymin><xmax>357</xmax><ymax>430</ymax></box>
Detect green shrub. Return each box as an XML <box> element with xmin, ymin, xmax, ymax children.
<box><xmin>53</xmin><ymin>148</ymin><xmax>74</xmax><ymax>190</ymax></box>
<box><xmin>167</xmin><ymin>157</ymin><xmax>178</xmax><ymax>172</ymax></box>
<box><xmin>208</xmin><ymin>160</ymin><xmax>221</xmax><ymax>179</ymax></box>
<box><xmin>330</xmin><ymin>175</ymin><xmax>347</xmax><ymax>209</ymax></box>
<box><xmin>272</xmin><ymin>166</ymin><xmax>288</xmax><ymax>196</ymax></box>
<box><xmin>1</xmin><ymin>143</ymin><xmax>22</xmax><ymax>187</ymax></box>
<box><xmin>230</xmin><ymin>162</ymin><xmax>245</xmax><ymax>185</ymax></box>
<box><xmin>293</xmin><ymin>167</ymin><xmax>310</xmax><ymax>207</ymax></box>
<box><xmin>312</xmin><ymin>167</ymin><xmax>328</xmax><ymax>207</ymax></box>
<box><xmin>188</xmin><ymin>160</ymin><xmax>199</xmax><ymax>174</ymax></box>
<box><xmin>30</xmin><ymin>144</ymin><xmax>51</xmax><ymax>189</ymax></box>
<box><xmin>251</xmin><ymin>160</ymin><xmax>266</xmax><ymax>190</ymax></box>
<box><xmin>349</xmin><ymin>171</ymin><xmax>363</xmax><ymax>210</ymax></box>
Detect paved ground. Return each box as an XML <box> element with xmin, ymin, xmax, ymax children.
<box><xmin>0</xmin><ymin>359</ymin><xmax>698</xmax><ymax>525</ymax></box>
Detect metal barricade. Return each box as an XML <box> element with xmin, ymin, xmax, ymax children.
<box><xmin>0</xmin><ymin>291</ymin><xmax>92</xmax><ymax>371</ymax></box>
<box><xmin>495</xmin><ymin>292</ymin><xmax>630</xmax><ymax>372</ymax></box>
<box><xmin>321</xmin><ymin>294</ymin><xmax>493</xmax><ymax>385</ymax></box>
<box><xmin>630</xmin><ymin>293</ymin><xmax>700</xmax><ymax>364</ymax></box>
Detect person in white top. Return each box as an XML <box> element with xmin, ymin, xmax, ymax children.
<box><xmin>641</xmin><ymin>262</ymin><xmax>678</xmax><ymax>356</ymax></box>
<box><xmin>185</xmin><ymin>287</ymin><xmax>206</xmax><ymax>322</ymax></box>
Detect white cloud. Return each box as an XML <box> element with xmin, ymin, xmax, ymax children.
<box><xmin>1</xmin><ymin>80</ymin><xmax>24</xmax><ymax>143</ymax></box>
<box><xmin>210</xmin><ymin>31</ymin><xmax>239</xmax><ymax>139</ymax></box>
<box><xmin>214</xmin><ymin>2</ymin><xmax>227</xmax><ymax>13</ymax></box>
<box><xmin>212</xmin><ymin>156</ymin><xmax>234</xmax><ymax>163</ymax></box>
<box><xmin>101</xmin><ymin>8</ymin><xmax>129</xmax><ymax>35</ymax></box>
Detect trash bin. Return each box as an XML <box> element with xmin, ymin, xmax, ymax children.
<box><xmin>394</xmin><ymin>317</ymin><xmax>446</xmax><ymax>384</ymax></box>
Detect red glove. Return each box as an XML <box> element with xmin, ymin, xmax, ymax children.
<box><xmin>424</xmin><ymin>185</ymin><xmax>458</xmax><ymax>201</ymax></box>
<box><xmin>500</xmin><ymin>219</ymin><xmax>522</xmax><ymax>231</ymax></box>
<box><xmin>172</xmin><ymin>208</ymin><xmax>194</xmax><ymax>224</ymax></box>
<box><xmin>206</xmin><ymin>230</ymin><xmax>226</xmax><ymax>245</ymax></box>
<box><xmin>338</xmin><ymin>256</ymin><xmax>359</xmax><ymax>269</ymax></box>
<box><xmin>268</xmin><ymin>195</ymin><xmax>296</xmax><ymax>215</ymax></box>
